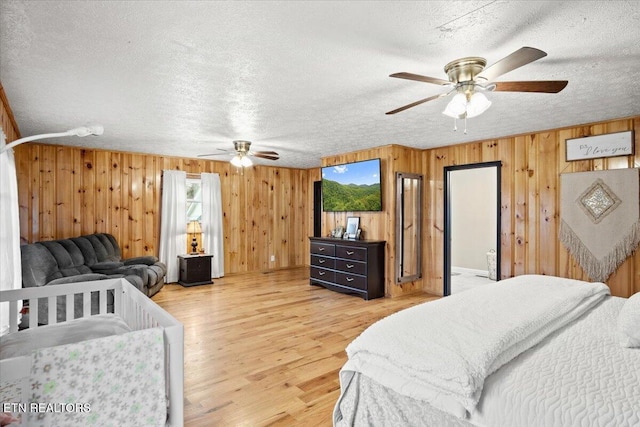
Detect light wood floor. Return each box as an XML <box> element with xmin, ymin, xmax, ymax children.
<box><xmin>152</xmin><ymin>267</ymin><xmax>438</xmax><ymax>426</ymax></box>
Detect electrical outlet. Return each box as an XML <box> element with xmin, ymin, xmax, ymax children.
<box><xmin>270</xmin><ymin>255</ymin><xmax>275</xmax><ymax>262</ymax></box>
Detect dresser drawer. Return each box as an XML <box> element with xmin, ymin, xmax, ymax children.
<box><xmin>311</xmin><ymin>242</ymin><xmax>335</xmax><ymax>256</ymax></box>
<box><xmin>310</xmin><ymin>266</ymin><xmax>335</xmax><ymax>283</ymax></box>
<box><xmin>311</xmin><ymin>255</ymin><xmax>335</xmax><ymax>269</ymax></box>
<box><xmin>335</xmin><ymin>258</ymin><xmax>366</xmax><ymax>275</ymax></box>
<box><xmin>335</xmin><ymin>271</ymin><xmax>366</xmax><ymax>290</ymax></box>
<box><xmin>336</xmin><ymin>245</ymin><xmax>367</xmax><ymax>261</ymax></box>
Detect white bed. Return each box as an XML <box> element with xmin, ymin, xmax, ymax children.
<box><xmin>334</xmin><ymin>275</ymin><xmax>640</xmax><ymax>427</ymax></box>
<box><xmin>0</xmin><ymin>278</ymin><xmax>184</xmax><ymax>427</ymax></box>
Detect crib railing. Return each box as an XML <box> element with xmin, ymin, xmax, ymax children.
<box><xmin>1</xmin><ymin>279</ymin><xmax>122</xmax><ymax>332</ymax></box>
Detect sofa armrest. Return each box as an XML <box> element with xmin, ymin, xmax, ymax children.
<box><xmin>123</xmin><ymin>256</ymin><xmax>159</xmax><ymax>266</ymax></box>
<box><xmin>90</xmin><ymin>261</ymin><xmax>125</xmax><ymax>273</ymax></box>
<box><xmin>123</xmin><ymin>275</ymin><xmax>146</xmax><ymax>293</ymax></box>
<box><xmin>111</xmin><ymin>264</ymin><xmax>149</xmax><ymax>287</ymax></box>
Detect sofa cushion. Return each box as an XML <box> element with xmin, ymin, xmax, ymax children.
<box><xmin>70</xmin><ymin>236</ymin><xmax>99</xmax><ymax>265</ymax></box>
<box><xmin>102</xmin><ymin>234</ymin><xmax>123</xmax><ymax>258</ymax></box>
<box><xmin>84</xmin><ymin>233</ymin><xmax>120</xmax><ymax>262</ymax></box>
<box><xmin>47</xmin><ymin>273</ymin><xmax>109</xmax><ymax>286</ymax></box>
<box><xmin>39</xmin><ymin>240</ymin><xmax>92</xmax><ymax>276</ymax></box>
<box><xmin>21</xmin><ymin>243</ymin><xmax>61</xmax><ymax>288</ymax></box>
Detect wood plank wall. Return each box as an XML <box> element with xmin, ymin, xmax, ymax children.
<box><xmin>0</xmin><ymin>81</ymin><xmax>21</xmax><ymax>145</ymax></box>
<box><xmin>424</xmin><ymin>116</ymin><xmax>640</xmax><ymax>298</ymax></box>
<box><xmin>3</xmin><ymin>85</ymin><xmax>638</xmax><ymax>297</ymax></box>
<box><xmin>13</xmin><ymin>144</ymin><xmax>310</xmax><ymax>276</ymax></box>
<box><xmin>320</xmin><ymin>144</ymin><xmax>425</xmax><ymax>298</ymax></box>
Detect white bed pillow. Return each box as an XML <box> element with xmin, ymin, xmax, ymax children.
<box><xmin>618</xmin><ymin>292</ymin><xmax>640</xmax><ymax>348</ymax></box>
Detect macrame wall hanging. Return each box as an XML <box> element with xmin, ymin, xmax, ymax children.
<box><xmin>559</xmin><ymin>168</ymin><xmax>640</xmax><ymax>282</ymax></box>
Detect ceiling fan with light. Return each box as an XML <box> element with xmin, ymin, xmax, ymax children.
<box><xmin>198</xmin><ymin>140</ymin><xmax>279</xmax><ymax>167</ymax></box>
<box><xmin>386</xmin><ymin>47</ymin><xmax>568</xmax><ymax>133</ymax></box>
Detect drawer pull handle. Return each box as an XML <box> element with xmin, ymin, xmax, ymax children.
<box><xmin>346</xmin><ymin>277</ymin><xmax>354</xmax><ymax>282</ymax></box>
<box><xmin>319</xmin><ymin>259</ymin><xmax>325</xmax><ymax>264</ymax></box>
<box><xmin>346</xmin><ymin>264</ymin><xmax>354</xmax><ymax>269</ymax></box>
<box><xmin>318</xmin><ymin>271</ymin><xmax>325</xmax><ymax>276</ymax></box>
<box><xmin>319</xmin><ymin>247</ymin><xmax>325</xmax><ymax>251</ymax></box>
<box><xmin>346</xmin><ymin>251</ymin><xmax>354</xmax><ymax>255</ymax></box>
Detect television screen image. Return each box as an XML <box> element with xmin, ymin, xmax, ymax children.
<box><xmin>322</xmin><ymin>158</ymin><xmax>382</xmax><ymax>212</ymax></box>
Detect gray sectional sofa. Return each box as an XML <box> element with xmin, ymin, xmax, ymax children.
<box><xmin>21</xmin><ymin>233</ymin><xmax>166</xmax><ymax>324</ymax></box>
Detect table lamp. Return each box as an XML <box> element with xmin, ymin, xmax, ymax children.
<box><xmin>187</xmin><ymin>220</ymin><xmax>202</xmax><ymax>254</ymax></box>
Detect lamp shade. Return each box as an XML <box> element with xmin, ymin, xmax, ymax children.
<box><xmin>187</xmin><ymin>220</ymin><xmax>202</xmax><ymax>234</ymax></box>
<box><xmin>442</xmin><ymin>93</ymin><xmax>467</xmax><ymax>118</ymax></box>
<box><xmin>240</xmin><ymin>155</ymin><xmax>253</xmax><ymax>167</ymax></box>
<box><xmin>465</xmin><ymin>92</ymin><xmax>491</xmax><ymax>118</ymax></box>
<box><xmin>230</xmin><ymin>155</ymin><xmax>243</xmax><ymax>167</ymax></box>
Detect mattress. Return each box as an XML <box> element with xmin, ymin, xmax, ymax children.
<box><xmin>335</xmin><ymin>296</ymin><xmax>640</xmax><ymax>427</ymax></box>
<box><xmin>0</xmin><ymin>313</ymin><xmax>131</xmax><ymax>360</ymax></box>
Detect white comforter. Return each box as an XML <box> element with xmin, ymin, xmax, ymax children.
<box><xmin>339</xmin><ymin>275</ymin><xmax>610</xmax><ymax>419</ymax></box>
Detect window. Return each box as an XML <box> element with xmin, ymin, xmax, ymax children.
<box><xmin>186</xmin><ymin>178</ymin><xmax>202</xmax><ymax>222</ymax></box>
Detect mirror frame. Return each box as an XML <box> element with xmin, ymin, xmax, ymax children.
<box><xmin>443</xmin><ymin>161</ymin><xmax>501</xmax><ymax>296</ymax></box>
<box><xmin>395</xmin><ymin>171</ymin><xmax>423</xmax><ymax>284</ymax></box>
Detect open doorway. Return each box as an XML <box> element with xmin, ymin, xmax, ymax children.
<box><xmin>444</xmin><ymin>161</ymin><xmax>501</xmax><ymax>296</ymax></box>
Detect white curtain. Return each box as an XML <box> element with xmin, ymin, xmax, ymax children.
<box><xmin>201</xmin><ymin>173</ymin><xmax>224</xmax><ymax>278</ymax></box>
<box><xmin>159</xmin><ymin>170</ymin><xmax>187</xmax><ymax>283</ymax></box>
<box><xmin>0</xmin><ymin>129</ymin><xmax>22</xmax><ymax>335</ymax></box>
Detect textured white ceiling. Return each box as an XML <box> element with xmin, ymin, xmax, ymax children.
<box><xmin>1</xmin><ymin>1</ymin><xmax>639</xmax><ymax>168</ymax></box>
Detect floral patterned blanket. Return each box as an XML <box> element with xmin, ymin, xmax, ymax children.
<box><xmin>23</xmin><ymin>327</ymin><xmax>167</xmax><ymax>427</ymax></box>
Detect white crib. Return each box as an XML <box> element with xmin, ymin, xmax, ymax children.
<box><xmin>0</xmin><ymin>278</ymin><xmax>184</xmax><ymax>426</ymax></box>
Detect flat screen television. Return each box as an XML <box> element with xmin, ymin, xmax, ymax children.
<box><xmin>322</xmin><ymin>158</ymin><xmax>382</xmax><ymax>212</ymax></box>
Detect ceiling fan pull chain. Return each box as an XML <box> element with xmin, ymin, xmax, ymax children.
<box><xmin>464</xmin><ymin>116</ymin><xmax>468</xmax><ymax>135</ymax></box>
<box><xmin>453</xmin><ymin>117</ymin><xmax>458</xmax><ymax>132</ymax></box>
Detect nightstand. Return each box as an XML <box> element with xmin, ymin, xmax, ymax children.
<box><xmin>178</xmin><ymin>254</ymin><xmax>213</xmax><ymax>287</ymax></box>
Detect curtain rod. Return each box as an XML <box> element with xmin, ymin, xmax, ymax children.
<box><xmin>160</xmin><ymin>169</ymin><xmax>201</xmax><ymax>178</ymax></box>
<box><xmin>160</xmin><ymin>171</ymin><xmax>208</xmax><ymax>179</ymax></box>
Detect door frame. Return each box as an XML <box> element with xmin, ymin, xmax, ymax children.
<box><xmin>443</xmin><ymin>161</ymin><xmax>502</xmax><ymax>296</ymax></box>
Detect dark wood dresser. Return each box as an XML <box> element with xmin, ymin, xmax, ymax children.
<box><xmin>309</xmin><ymin>237</ymin><xmax>385</xmax><ymax>300</ymax></box>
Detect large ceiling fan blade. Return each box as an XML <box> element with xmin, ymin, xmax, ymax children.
<box><xmin>197</xmin><ymin>148</ymin><xmax>230</xmax><ymax>157</ymax></box>
<box><xmin>252</xmin><ymin>152</ymin><xmax>279</xmax><ymax>161</ymax></box>
<box><xmin>386</xmin><ymin>93</ymin><xmax>448</xmax><ymax>115</ymax></box>
<box><xmin>252</xmin><ymin>150</ymin><xmax>279</xmax><ymax>156</ymax></box>
<box><xmin>198</xmin><ymin>152</ymin><xmax>231</xmax><ymax>157</ymax></box>
<box><xmin>492</xmin><ymin>80</ymin><xmax>568</xmax><ymax>93</ymax></box>
<box><xmin>390</xmin><ymin>72</ymin><xmax>452</xmax><ymax>86</ymax></box>
<box><xmin>477</xmin><ymin>47</ymin><xmax>547</xmax><ymax>82</ymax></box>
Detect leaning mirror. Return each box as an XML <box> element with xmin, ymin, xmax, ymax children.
<box><xmin>395</xmin><ymin>172</ymin><xmax>423</xmax><ymax>284</ymax></box>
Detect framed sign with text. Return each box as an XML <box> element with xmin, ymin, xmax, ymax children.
<box><xmin>565</xmin><ymin>130</ymin><xmax>634</xmax><ymax>161</ymax></box>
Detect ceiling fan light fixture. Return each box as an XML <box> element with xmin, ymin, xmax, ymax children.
<box><xmin>442</xmin><ymin>91</ymin><xmax>491</xmax><ymax>119</ymax></box>
<box><xmin>230</xmin><ymin>155</ymin><xmax>243</xmax><ymax>167</ymax></box>
<box><xmin>230</xmin><ymin>154</ymin><xmax>253</xmax><ymax>168</ymax></box>
<box><xmin>465</xmin><ymin>92</ymin><xmax>492</xmax><ymax>118</ymax></box>
<box><xmin>442</xmin><ymin>93</ymin><xmax>467</xmax><ymax>118</ymax></box>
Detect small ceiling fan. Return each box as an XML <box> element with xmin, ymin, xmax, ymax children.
<box><xmin>386</xmin><ymin>47</ymin><xmax>568</xmax><ymax>130</ymax></box>
<box><xmin>198</xmin><ymin>140</ymin><xmax>279</xmax><ymax>167</ymax></box>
